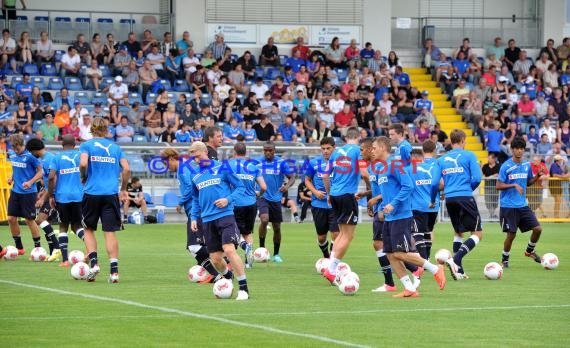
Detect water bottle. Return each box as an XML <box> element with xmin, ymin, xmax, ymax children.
<box><xmin>156</xmin><ymin>205</ymin><xmax>165</xmax><ymax>224</ymax></box>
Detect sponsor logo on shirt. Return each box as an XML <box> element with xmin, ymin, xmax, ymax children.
<box><xmin>11</xmin><ymin>161</ymin><xmax>27</xmax><ymax>168</ymax></box>
<box><xmin>60</xmin><ymin>167</ymin><xmax>80</xmax><ymax>174</ymax></box>
<box><xmin>196</xmin><ymin>178</ymin><xmax>222</xmax><ymax>189</ymax></box>
<box><xmin>90</xmin><ymin>156</ymin><xmax>116</xmax><ymax>163</ymax></box>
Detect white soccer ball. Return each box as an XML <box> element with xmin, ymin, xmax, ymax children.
<box><xmin>338</xmin><ymin>272</ymin><xmax>360</xmax><ymax>295</ymax></box>
<box><xmin>340</xmin><ymin>271</ymin><xmax>360</xmax><ymax>284</ymax></box>
<box><xmin>435</xmin><ymin>249</ymin><xmax>452</xmax><ymax>265</ymax></box>
<box><xmin>30</xmin><ymin>247</ymin><xmax>48</xmax><ymax>262</ymax></box>
<box><xmin>3</xmin><ymin>245</ymin><xmax>19</xmax><ymax>260</ymax></box>
<box><xmin>68</xmin><ymin>250</ymin><xmax>85</xmax><ymax>265</ymax></box>
<box><xmin>336</xmin><ymin>262</ymin><xmax>351</xmax><ymax>277</ymax></box>
<box><xmin>315</xmin><ymin>257</ymin><xmax>331</xmax><ymax>274</ymax></box>
<box><xmin>70</xmin><ymin>262</ymin><xmax>90</xmax><ymax>280</ymax></box>
<box><xmin>541</xmin><ymin>253</ymin><xmax>559</xmax><ymax>270</ymax></box>
<box><xmin>483</xmin><ymin>262</ymin><xmax>503</xmax><ymax>280</ymax></box>
<box><xmin>213</xmin><ymin>278</ymin><xmax>234</xmax><ymax>299</ymax></box>
<box><xmin>188</xmin><ymin>265</ymin><xmax>210</xmax><ymax>283</ymax></box>
<box><xmin>128</xmin><ymin>211</ymin><xmax>144</xmax><ymax>224</ymax></box>
<box><xmin>253</xmin><ymin>247</ymin><xmax>270</xmax><ymax>262</ymax></box>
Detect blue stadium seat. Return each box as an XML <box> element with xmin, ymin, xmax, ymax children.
<box><xmin>237</xmin><ymin>93</ymin><xmax>245</xmax><ymax>104</ymax></box>
<box><xmin>100</xmin><ymin>78</ymin><xmax>114</xmax><ymax>90</ymax></box>
<box><xmin>201</xmin><ymin>93</ymin><xmax>211</xmax><ymax>105</ymax></box>
<box><xmin>128</xmin><ymin>92</ymin><xmax>143</xmax><ymax>105</ymax></box>
<box><xmin>97</xmin><ymin>18</ymin><xmax>113</xmax><ymax>23</ymax></box>
<box><xmin>195</xmin><ymin>53</ymin><xmax>203</xmax><ymax>60</ymax></box>
<box><xmin>22</xmin><ymin>63</ymin><xmax>39</xmax><ymax>75</ymax></box>
<box><xmin>336</xmin><ymin>68</ymin><xmax>348</xmax><ymax>82</ymax></box>
<box><xmin>265</xmin><ymin>67</ymin><xmax>282</xmax><ymax>80</ymax></box>
<box><xmin>173</xmin><ymin>79</ymin><xmax>189</xmax><ymax>92</ymax></box>
<box><xmin>91</xmin><ymin>92</ymin><xmax>107</xmax><ymax>105</ymax></box>
<box><xmin>32</xmin><ymin>120</ymin><xmax>43</xmax><ymax>133</ymax></box>
<box><xmin>65</xmin><ymin>77</ymin><xmax>83</xmax><ymax>91</ymax></box>
<box><xmin>54</xmin><ymin>50</ymin><xmax>65</xmax><ymax>63</ymax></box>
<box><xmin>134</xmin><ymin>135</ymin><xmax>147</xmax><ymax>143</ymax></box>
<box><xmin>119</xmin><ymin>18</ymin><xmax>135</xmax><ymax>24</ymax></box>
<box><xmin>31</xmin><ymin>77</ymin><xmax>45</xmax><ymax>88</ymax></box>
<box><xmin>40</xmin><ymin>63</ymin><xmax>57</xmax><ymax>76</ymax></box>
<box><xmin>3</xmin><ymin>64</ymin><xmax>20</xmax><ymax>75</ymax></box>
<box><xmin>15</xmin><ymin>15</ymin><xmax>27</xmax><ymax>20</ymax></box>
<box><xmin>279</xmin><ymin>55</ymin><xmax>288</xmax><ymax>66</ymax></box>
<box><xmin>162</xmin><ymin>192</ymin><xmax>179</xmax><ymax>207</ymax></box>
<box><xmin>99</xmin><ymin>65</ymin><xmax>112</xmax><ymax>77</ymax></box>
<box><xmin>48</xmin><ymin>77</ymin><xmax>64</xmax><ymax>90</ymax></box>
<box><xmin>75</xmin><ymin>17</ymin><xmax>90</xmax><ymax>23</ymax></box>
<box><xmin>230</xmin><ymin>54</ymin><xmax>238</xmax><ymax>63</ymax></box>
<box><xmin>74</xmin><ymin>92</ymin><xmax>90</xmax><ymax>105</ymax></box>
<box><xmin>79</xmin><ymin>65</ymin><xmax>88</xmax><ymax>77</ymax></box>
<box><xmin>35</xmin><ymin>16</ymin><xmax>48</xmax><ymax>22</ymax></box>
<box><xmin>55</xmin><ymin>17</ymin><xmax>71</xmax><ymax>22</ymax></box>
<box><xmin>167</xmin><ymin>92</ymin><xmax>175</xmax><ymax>100</ymax></box>
<box><xmin>119</xmin><ymin>105</ymin><xmax>130</xmax><ymax>114</ymax></box>
<box><xmin>158</xmin><ymin>79</ymin><xmax>172</xmax><ymax>91</ymax></box>
<box><xmin>10</xmin><ymin>76</ymin><xmax>23</xmax><ymax>89</ymax></box>
<box><xmin>255</xmin><ymin>67</ymin><xmax>264</xmax><ymax>78</ymax></box>
<box><xmin>145</xmin><ymin>92</ymin><xmax>157</xmax><ymax>105</ymax></box>
<box><xmin>143</xmin><ymin>192</ymin><xmax>155</xmax><ymax>207</ymax></box>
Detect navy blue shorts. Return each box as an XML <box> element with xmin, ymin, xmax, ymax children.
<box><xmin>446</xmin><ymin>196</ymin><xmax>482</xmax><ymax>233</ymax></box>
<box><xmin>257</xmin><ymin>197</ymin><xmax>283</xmax><ymax>223</ymax></box>
<box><xmin>187</xmin><ymin>217</ymin><xmax>205</xmax><ymax>246</ymax></box>
<box><xmin>427</xmin><ymin>212</ymin><xmax>438</xmax><ymax>232</ymax></box>
<box><xmin>202</xmin><ymin>215</ymin><xmax>240</xmax><ymax>253</ymax></box>
<box><xmin>500</xmin><ymin>206</ymin><xmax>540</xmax><ymax>233</ymax></box>
<box><xmin>382</xmin><ymin>217</ymin><xmax>418</xmax><ymax>253</ymax></box>
<box><xmin>372</xmin><ymin>212</ymin><xmax>383</xmax><ymax>241</ymax></box>
<box><xmin>56</xmin><ymin>201</ymin><xmax>82</xmax><ymax>226</ymax></box>
<box><xmin>234</xmin><ymin>204</ymin><xmax>257</xmax><ymax>235</ymax></box>
<box><xmin>38</xmin><ymin>195</ymin><xmax>52</xmax><ymax>216</ymax></box>
<box><xmin>81</xmin><ymin>194</ymin><xmax>121</xmax><ymax>232</ymax></box>
<box><xmin>311</xmin><ymin>206</ymin><xmax>339</xmax><ymax>235</ymax></box>
<box><xmin>330</xmin><ymin>194</ymin><xmax>358</xmax><ymax>225</ymax></box>
<box><xmin>413</xmin><ymin>210</ymin><xmax>429</xmax><ymax>233</ymax></box>
<box><xmin>7</xmin><ymin>191</ymin><xmax>37</xmax><ymax>219</ymax></box>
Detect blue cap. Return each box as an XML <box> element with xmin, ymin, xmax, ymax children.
<box><xmin>120</xmin><ymin>45</ymin><xmax>128</xmax><ymax>51</ymax></box>
<box><xmin>538</xmin><ymin>91</ymin><xmax>545</xmax><ymax>97</ymax></box>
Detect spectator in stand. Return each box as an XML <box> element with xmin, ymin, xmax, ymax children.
<box><xmin>108</xmin><ymin>76</ymin><xmax>129</xmax><ymax>106</ymax></box>
<box><xmin>267</xmin><ymin>102</ymin><xmax>285</xmax><ymax>129</ymax></box>
<box><xmin>269</xmin><ymin>76</ymin><xmax>287</xmax><ymax>102</ymax></box>
<box><xmin>452</xmin><ymin>79</ymin><xmax>470</xmax><ymax>111</ymax></box>
<box><xmin>144</xmin><ymin>103</ymin><xmax>163</xmax><ymax>141</ymax></box>
<box><xmin>393</xmin><ymin>65</ymin><xmax>410</xmax><ymax>89</ymax></box>
<box><xmin>538</xmin><ymin>38</ymin><xmax>558</xmax><ymax>66</ymax></box>
<box><xmin>395</xmin><ymin>89</ymin><xmax>415</xmax><ymax>123</ymax></box>
<box><xmin>359</xmin><ymin>42</ymin><xmax>374</xmax><ymax>65</ymax></box>
<box><xmin>387</xmin><ymin>50</ymin><xmax>400</xmax><ymax>74</ymax></box>
<box><xmin>103</xmin><ymin>33</ymin><xmax>118</xmax><ymax>65</ymax></box>
<box><xmin>206</xmin><ymin>62</ymin><xmax>222</xmax><ymax>92</ymax></box>
<box><xmin>15</xmin><ymin>73</ymin><xmax>32</xmax><ymax>103</ymax></box>
<box><xmin>113</xmin><ymin>45</ymin><xmax>131</xmax><ymax>76</ymax></box>
<box><xmin>38</xmin><ymin>113</ymin><xmax>58</xmax><ymax>141</ymax></box>
<box><xmin>454</xmin><ymin>37</ymin><xmax>472</xmax><ymax>59</ymax></box>
<box><xmin>188</xmin><ymin>89</ymin><xmax>205</xmax><ymax>116</ymax></box>
<box><xmin>334</xmin><ymin>104</ymin><xmax>354</xmax><ymax>136</ymax></box>
<box><xmin>174</xmin><ymin>122</ymin><xmax>191</xmax><ymax>143</ymax></box>
<box><xmin>414</xmin><ymin>119</ymin><xmax>431</xmax><ymax>144</ymax></box>
<box><xmin>160</xmin><ymin>31</ymin><xmax>177</xmax><ymax>56</ymax></box>
<box><xmin>200</xmin><ymin>49</ymin><xmax>215</xmax><ymax>68</ymax></box>
<box><xmin>485</xmin><ymin>121</ymin><xmax>504</xmax><ymax>156</ymax></box>
<box><xmin>141</xmin><ymin>29</ymin><xmax>158</xmax><ymax>54</ymax></box>
<box><xmin>62</xmin><ymin>116</ymin><xmax>80</xmax><ymax>140</ymax></box>
<box><xmin>236</xmin><ymin>51</ymin><xmax>256</xmax><ymax>81</ymax></box>
<box><xmin>115</xmin><ymin>116</ymin><xmax>134</xmax><ymax>142</ymax></box>
<box><xmin>123</xmin><ymin>60</ymin><xmax>140</xmax><ymax>92</ymax></box>
<box><xmin>285</xmin><ymin>50</ymin><xmax>305</xmax><ymax>73</ymax></box>
<box><xmin>176</xmin><ymin>31</ymin><xmax>193</xmax><ymax>53</ymax></box>
<box><xmin>503</xmin><ymin>38</ymin><xmax>521</xmax><ymax>71</ymax></box>
<box><xmin>17</xmin><ymin>31</ymin><xmax>33</xmax><ymax>66</ymax></box>
<box><xmin>539</xmin><ymin>117</ymin><xmax>556</xmax><ymax>143</ymax></box>
<box><xmin>0</xmin><ymin>29</ymin><xmax>16</xmax><ymax>72</ymax></box>
<box><xmin>487</xmin><ymin>37</ymin><xmax>505</xmax><ymax>61</ymax></box>
<box><xmin>108</xmin><ymin>103</ymin><xmax>123</xmax><ymax>125</ymax></box>
<box><xmin>251</xmin><ymin>77</ymin><xmax>269</xmax><ymax>100</ymax></box>
<box><xmin>183</xmin><ymin>48</ymin><xmax>200</xmax><ymax>80</ymax></box>
<box><xmin>481</xmin><ymin>153</ymin><xmax>501</xmax><ymax>219</ymax></box>
<box><xmin>146</xmin><ymin>44</ymin><xmax>165</xmax><ymax>78</ymax></box>
<box><xmin>12</xmin><ymin>100</ymin><xmax>31</xmax><ymax>133</ymax></box>
<box><xmin>85</xmin><ymin>59</ymin><xmax>103</xmax><ymax>92</ymax></box>
<box><xmin>90</xmin><ymin>102</ymin><xmax>106</xmax><ymax>119</ymax></box>
<box><xmin>189</xmin><ymin>64</ymin><xmax>207</xmax><ymax>93</ymax></box>
<box><xmin>543</xmin><ymin>63</ymin><xmax>559</xmax><ymax>89</ymax></box>
<box><xmin>228</xmin><ymin>63</ymin><xmax>247</xmax><ymax>94</ymax></box>
<box><xmin>558</xmin><ymin>119</ymin><xmax>570</xmax><ymax>148</ymax></box>
<box><xmin>345</xmin><ymin>39</ymin><xmax>361</xmax><ymax>69</ymax></box>
<box><xmin>188</xmin><ymin>122</ymin><xmax>204</xmax><ymax>142</ymax></box>
<box><xmin>78</xmin><ymin>114</ymin><xmax>92</xmax><ymax>141</ymax></box>
<box><xmin>139</xmin><ymin>59</ymin><xmax>158</xmax><ymax>102</ymax></box>
<box><xmin>260</xmin><ymin>36</ymin><xmax>279</xmax><ymax>67</ymax></box>
<box><xmin>484</xmin><ymin>52</ymin><xmax>503</xmax><ymax>72</ymax></box>
<box><xmin>518</xmin><ymin>93</ymin><xmax>538</xmax><ymax>126</ymax></box>
<box><xmin>292</xmin><ymin>36</ymin><xmax>311</xmax><ymax>60</ymax></box>
<box><xmin>54</xmin><ymin>103</ymin><xmax>70</xmax><ymax>130</ymax></box>
<box><xmin>513</xmin><ymin>50</ymin><xmax>532</xmax><ymax>80</ymax></box>
<box><xmin>70</xmin><ymin>100</ymin><xmax>88</xmax><ymax>122</ymax></box>
<box><xmin>72</xmin><ymin>34</ymin><xmax>91</xmax><ymax>65</ymax></box>
<box><xmin>549</xmin><ymin>154</ymin><xmax>569</xmax><ymax>219</ymax></box>
<box><xmin>253</xmin><ymin>114</ymin><xmax>275</xmax><ymax>141</ymax></box>
<box><xmin>126</xmin><ymin>102</ymin><xmax>144</xmax><ymax>135</ymax></box>
<box><xmin>35</xmin><ymin>31</ymin><xmax>54</xmax><ymax>65</ymax></box>
<box><xmin>278</xmin><ymin>115</ymin><xmax>297</xmax><ymax>142</ymax></box>
<box><xmin>60</xmin><ymin>46</ymin><xmax>80</xmax><ymax>78</ymax></box>
<box><xmin>90</xmin><ymin>33</ymin><xmax>104</xmax><ymax>64</ymax></box>
<box><xmin>223</xmin><ymin>117</ymin><xmax>243</xmax><ymax>143</ymax></box>
<box><xmin>207</xmin><ymin>32</ymin><xmax>229</xmax><ymax>60</ymax></box>
<box><xmin>549</xmin><ymin>88</ymin><xmax>569</xmax><ymax>124</ymax></box>
<box><xmin>219</xmin><ymin>48</ymin><xmax>235</xmax><ymax>73</ymax></box>
<box><xmin>324</xmin><ymin>37</ymin><xmax>345</xmax><ymax>69</ymax></box>
<box><xmin>123</xmin><ymin>32</ymin><xmax>142</xmax><ymax>58</ymax></box>
<box><xmin>162</xmin><ymin>103</ymin><xmax>179</xmax><ymax>129</ymax></box>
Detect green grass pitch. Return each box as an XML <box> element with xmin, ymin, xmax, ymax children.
<box><xmin>1</xmin><ymin>222</ymin><xmax>569</xmax><ymax>347</ymax></box>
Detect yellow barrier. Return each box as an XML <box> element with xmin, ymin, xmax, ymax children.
<box><xmin>0</xmin><ymin>151</ymin><xmax>12</xmax><ymax>222</ymax></box>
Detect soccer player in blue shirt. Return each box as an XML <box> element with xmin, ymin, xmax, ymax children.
<box><xmin>358</xmin><ymin>138</ymin><xmax>396</xmax><ymax>292</ymax></box>
<box><xmin>79</xmin><ymin>117</ymin><xmax>130</xmax><ymax>283</ymax></box>
<box><xmin>160</xmin><ymin>147</ymin><xmax>221</xmax><ymax>284</ymax></box>
<box><xmin>188</xmin><ymin>141</ymin><xmax>249</xmax><ymax>300</ymax></box>
<box><xmin>257</xmin><ymin>142</ymin><xmax>296</xmax><ymax>263</ymax></box>
<box><xmin>435</xmin><ymin>129</ymin><xmax>483</xmax><ymax>280</ymax></box>
<box><xmin>25</xmin><ymin>138</ymin><xmax>61</xmax><ymax>262</ymax></box>
<box><xmin>229</xmin><ymin>142</ymin><xmax>267</xmax><ymax>268</ymax></box>
<box><xmin>47</xmin><ymin>135</ymin><xmax>86</xmax><ymax>267</ymax></box>
<box><xmin>496</xmin><ymin>137</ymin><xmax>544</xmax><ymax>268</ymax></box>
<box><xmin>2</xmin><ymin>134</ymin><xmax>44</xmax><ymax>259</ymax></box>
<box><xmin>371</xmin><ymin>136</ymin><xmax>446</xmax><ymax>298</ymax></box>
<box><xmin>389</xmin><ymin>124</ymin><xmax>412</xmax><ymax>166</ymax></box>
<box><xmin>322</xmin><ymin>127</ymin><xmax>369</xmax><ymax>284</ymax></box>
<box><xmin>305</xmin><ymin>137</ymin><xmax>338</xmax><ymax>259</ymax></box>
<box><xmin>410</xmin><ymin>142</ymin><xmax>442</xmax><ymax>261</ymax></box>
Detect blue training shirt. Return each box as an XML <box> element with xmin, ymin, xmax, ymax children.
<box><xmin>411</xmin><ymin>157</ymin><xmax>441</xmax><ymax>213</ymax></box>
<box><xmin>178</xmin><ymin>161</ymin><xmax>200</xmax><ymax>219</ymax></box>
<box><xmin>8</xmin><ymin>149</ymin><xmax>41</xmax><ymax>194</ymax></box>
<box><xmin>437</xmin><ymin>148</ymin><xmax>482</xmax><ymax>199</ymax></box>
<box><xmin>257</xmin><ymin>157</ymin><xmax>291</xmax><ymax>202</ymax></box>
<box><xmin>49</xmin><ymin>149</ymin><xmax>83</xmax><ymax>203</ymax></box>
<box><xmin>374</xmin><ymin>156</ymin><xmax>413</xmax><ymax>221</ymax></box>
<box><xmin>394</xmin><ymin>139</ymin><xmax>413</xmax><ymax>166</ymax></box>
<box><xmin>79</xmin><ymin>138</ymin><xmax>125</xmax><ymax>195</ymax></box>
<box><xmin>228</xmin><ymin>158</ymin><xmax>262</xmax><ymax>207</ymax></box>
<box><xmin>39</xmin><ymin>151</ymin><xmax>55</xmax><ymax>189</ymax></box>
<box><xmin>190</xmin><ymin>161</ymin><xmax>246</xmax><ymax>223</ymax></box>
<box><xmin>368</xmin><ymin>164</ymin><xmax>381</xmax><ymax>214</ymax></box>
<box><xmin>329</xmin><ymin>143</ymin><xmax>362</xmax><ymax>196</ymax></box>
<box><xmin>498</xmin><ymin>159</ymin><xmax>533</xmax><ymax>208</ymax></box>
<box><xmin>305</xmin><ymin>156</ymin><xmax>332</xmax><ymax>209</ymax></box>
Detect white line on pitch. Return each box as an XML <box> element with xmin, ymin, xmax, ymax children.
<box><xmin>0</xmin><ymin>279</ymin><xmax>370</xmax><ymax>348</ymax></box>
<box><xmin>214</xmin><ymin>304</ymin><xmax>570</xmax><ymax>317</ymax></box>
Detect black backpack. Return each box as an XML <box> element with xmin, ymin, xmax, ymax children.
<box><xmin>42</xmin><ymin>91</ymin><xmax>53</xmax><ymax>103</ymax></box>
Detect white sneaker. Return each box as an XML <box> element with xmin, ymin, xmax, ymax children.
<box><xmin>108</xmin><ymin>273</ymin><xmax>120</xmax><ymax>283</ymax></box>
<box><xmin>412</xmin><ymin>276</ymin><xmax>421</xmax><ymax>290</ymax></box>
<box><xmin>86</xmin><ymin>264</ymin><xmax>100</xmax><ymax>282</ymax></box>
<box><xmin>236</xmin><ymin>290</ymin><xmax>249</xmax><ymax>301</ymax></box>
<box><xmin>445</xmin><ymin>258</ymin><xmax>461</xmax><ymax>280</ymax></box>
<box><xmin>371</xmin><ymin>284</ymin><xmax>397</xmax><ymax>292</ymax></box>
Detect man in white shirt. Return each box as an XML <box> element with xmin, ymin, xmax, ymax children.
<box><xmin>0</xmin><ymin>29</ymin><xmax>16</xmax><ymax>72</ymax></box>
<box><xmin>251</xmin><ymin>77</ymin><xmax>269</xmax><ymax>99</ymax></box>
<box><xmin>79</xmin><ymin>114</ymin><xmax>93</xmax><ymax>141</ymax></box>
<box><xmin>319</xmin><ymin>104</ymin><xmax>335</xmax><ymax>128</ymax></box>
<box><xmin>85</xmin><ymin>59</ymin><xmax>103</xmax><ymax>92</ymax></box>
<box><xmin>328</xmin><ymin>91</ymin><xmax>345</xmax><ymax>114</ymax></box>
<box><xmin>70</xmin><ymin>100</ymin><xmax>89</xmax><ymax>122</ymax></box>
<box><xmin>539</xmin><ymin>117</ymin><xmax>557</xmax><ymax>143</ymax></box>
<box><xmin>146</xmin><ymin>45</ymin><xmax>165</xmax><ymax>78</ymax></box>
<box><xmin>182</xmin><ymin>48</ymin><xmax>200</xmax><ymax>79</ymax></box>
<box><xmin>60</xmin><ymin>46</ymin><xmax>81</xmax><ymax>78</ymax></box>
<box><xmin>108</xmin><ymin>75</ymin><xmax>129</xmax><ymax>106</ymax></box>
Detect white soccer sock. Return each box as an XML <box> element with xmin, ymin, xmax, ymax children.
<box><xmin>453</xmin><ymin>236</ymin><xmax>463</xmax><ymax>243</ymax></box>
<box><xmin>376</xmin><ymin>250</ymin><xmax>384</xmax><ymax>257</ymax></box>
<box><xmin>423</xmin><ymin>260</ymin><xmax>439</xmax><ymax>274</ymax></box>
<box><xmin>400</xmin><ymin>275</ymin><xmax>416</xmax><ymax>292</ymax></box>
<box><xmin>328</xmin><ymin>257</ymin><xmax>340</xmax><ymax>274</ymax></box>
<box><xmin>470</xmin><ymin>235</ymin><xmax>480</xmax><ymax>245</ymax></box>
